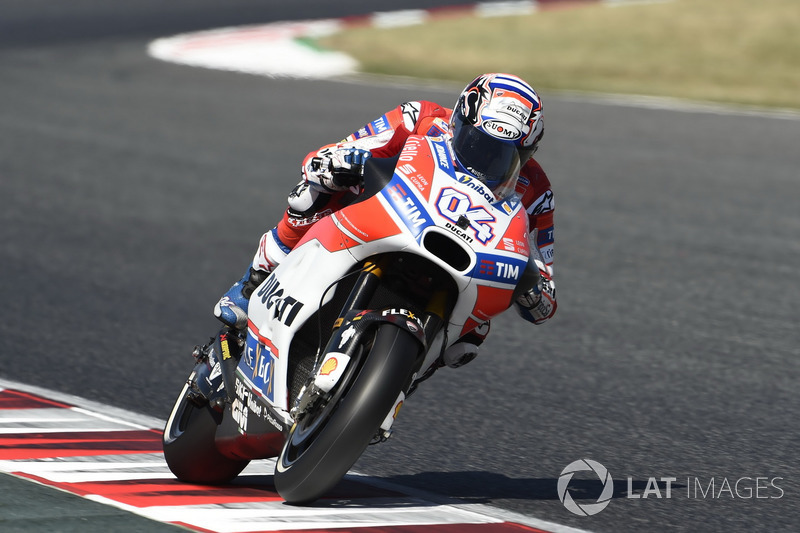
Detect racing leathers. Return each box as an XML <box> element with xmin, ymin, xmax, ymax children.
<box><xmin>215</xmin><ymin>101</ymin><xmax>556</xmax><ymax>334</ymax></box>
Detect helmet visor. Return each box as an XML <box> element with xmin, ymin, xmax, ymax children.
<box><xmin>451</xmin><ymin>113</ymin><xmax>521</xmax><ymax>200</ymax></box>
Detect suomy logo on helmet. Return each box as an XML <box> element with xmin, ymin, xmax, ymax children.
<box><xmin>483</xmin><ymin>120</ymin><xmax>521</xmax><ymax>140</ymax></box>
<box><xmin>480</xmin><ymin>94</ymin><xmax>531</xmax><ymax>141</ymax></box>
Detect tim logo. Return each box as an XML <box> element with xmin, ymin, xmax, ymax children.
<box><xmin>385</xmin><ymin>182</ymin><xmax>430</xmax><ymax>233</ymax></box>
<box><xmin>477</xmin><ymin>258</ymin><xmax>521</xmax><ymax>281</ymax></box>
<box><xmin>371</xmin><ymin>115</ymin><xmax>389</xmax><ymax>134</ymax></box>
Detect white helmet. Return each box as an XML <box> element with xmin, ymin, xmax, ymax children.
<box><xmin>450</xmin><ymin>73</ymin><xmax>544</xmax><ymax>198</ymax></box>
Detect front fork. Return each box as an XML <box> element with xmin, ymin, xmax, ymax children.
<box><xmin>291</xmin><ymin>259</ymin><xmax>451</xmax><ymax>440</ymax></box>
<box><xmin>290</xmin><ymin>261</ymin><xmax>384</xmax><ymax>422</ymax></box>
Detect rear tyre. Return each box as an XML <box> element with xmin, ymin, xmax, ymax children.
<box><xmin>163</xmin><ymin>382</ymin><xmax>249</xmax><ymax>484</ymax></box>
<box><xmin>274</xmin><ymin>324</ymin><xmax>419</xmax><ymax>504</ymax></box>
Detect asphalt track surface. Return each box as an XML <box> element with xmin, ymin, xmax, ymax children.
<box><xmin>2</xmin><ymin>1</ymin><xmax>799</xmax><ymax>532</ymax></box>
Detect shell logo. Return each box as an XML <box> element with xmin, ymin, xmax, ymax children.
<box><xmin>320</xmin><ymin>357</ymin><xmax>338</xmax><ymax>376</ymax></box>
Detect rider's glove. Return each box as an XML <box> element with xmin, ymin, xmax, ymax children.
<box><xmin>515</xmin><ymin>272</ymin><xmax>556</xmax><ymax>325</ymax></box>
<box><xmin>304</xmin><ymin>147</ymin><xmax>371</xmax><ymax>192</ymax></box>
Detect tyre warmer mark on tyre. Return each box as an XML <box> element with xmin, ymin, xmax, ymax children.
<box><xmin>0</xmin><ymin>387</ymin><xmax>553</xmax><ymax>533</ymax></box>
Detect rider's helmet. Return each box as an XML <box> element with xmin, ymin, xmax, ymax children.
<box><xmin>450</xmin><ymin>73</ymin><xmax>544</xmax><ymax>199</ymax></box>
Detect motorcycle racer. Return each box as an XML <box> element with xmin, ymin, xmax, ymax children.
<box><xmin>214</xmin><ymin>73</ymin><xmax>557</xmax><ymax>365</ymax></box>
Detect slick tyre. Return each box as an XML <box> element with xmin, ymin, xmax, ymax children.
<box><xmin>274</xmin><ymin>324</ymin><xmax>419</xmax><ymax>504</ymax></box>
<box><xmin>163</xmin><ymin>382</ymin><xmax>249</xmax><ymax>484</ymax></box>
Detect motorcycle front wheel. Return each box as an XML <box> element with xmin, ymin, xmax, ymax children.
<box><xmin>274</xmin><ymin>324</ymin><xmax>419</xmax><ymax>504</ymax></box>
<box><xmin>163</xmin><ymin>381</ymin><xmax>249</xmax><ymax>484</ymax></box>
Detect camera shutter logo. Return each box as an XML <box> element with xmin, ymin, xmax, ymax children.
<box><xmin>558</xmin><ymin>459</ymin><xmax>614</xmax><ymax>516</ymax></box>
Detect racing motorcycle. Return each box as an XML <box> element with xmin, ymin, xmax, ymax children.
<box><xmin>163</xmin><ymin>134</ymin><xmax>540</xmax><ymax>504</ymax></box>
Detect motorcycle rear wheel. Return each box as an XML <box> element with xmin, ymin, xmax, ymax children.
<box><xmin>163</xmin><ymin>382</ymin><xmax>249</xmax><ymax>484</ymax></box>
<box><xmin>274</xmin><ymin>324</ymin><xmax>419</xmax><ymax>504</ymax></box>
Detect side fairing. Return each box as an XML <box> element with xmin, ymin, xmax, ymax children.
<box><xmin>243</xmin><ymin>238</ymin><xmax>359</xmax><ymax>415</ymax></box>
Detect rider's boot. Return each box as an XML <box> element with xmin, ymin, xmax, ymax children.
<box><xmin>211</xmin><ymin>181</ymin><xmax>334</xmax><ymax>331</ymax></box>
<box><xmin>442</xmin><ymin>321</ymin><xmax>490</xmax><ymax>368</ymax></box>
<box><xmin>213</xmin><ymin>266</ymin><xmax>270</xmax><ymax>330</ymax></box>
<box><xmin>213</xmin><ymin>222</ymin><xmax>292</xmax><ymax>329</ymax></box>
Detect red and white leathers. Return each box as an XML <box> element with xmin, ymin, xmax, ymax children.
<box><xmin>250</xmin><ymin>100</ymin><xmax>557</xmax><ymax>325</ymax></box>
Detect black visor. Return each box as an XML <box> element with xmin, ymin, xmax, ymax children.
<box><xmin>451</xmin><ymin>111</ymin><xmax>522</xmax><ymax>199</ymax></box>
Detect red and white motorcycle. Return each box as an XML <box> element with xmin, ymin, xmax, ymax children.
<box><xmin>163</xmin><ymin>134</ymin><xmax>539</xmax><ymax>504</ymax></box>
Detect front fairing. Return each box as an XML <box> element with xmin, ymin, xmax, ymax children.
<box><xmin>353</xmin><ymin>135</ymin><xmax>532</xmax><ymax>334</ymax></box>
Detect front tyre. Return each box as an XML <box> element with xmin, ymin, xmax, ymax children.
<box><xmin>274</xmin><ymin>324</ymin><xmax>420</xmax><ymax>504</ymax></box>
<box><xmin>163</xmin><ymin>381</ymin><xmax>249</xmax><ymax>484</ymax></box>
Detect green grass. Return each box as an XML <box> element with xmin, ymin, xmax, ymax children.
<box><xmin>317</xmin><ymin>0</ymin><xmax>800</xmax><ymax>110</ymax></box>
